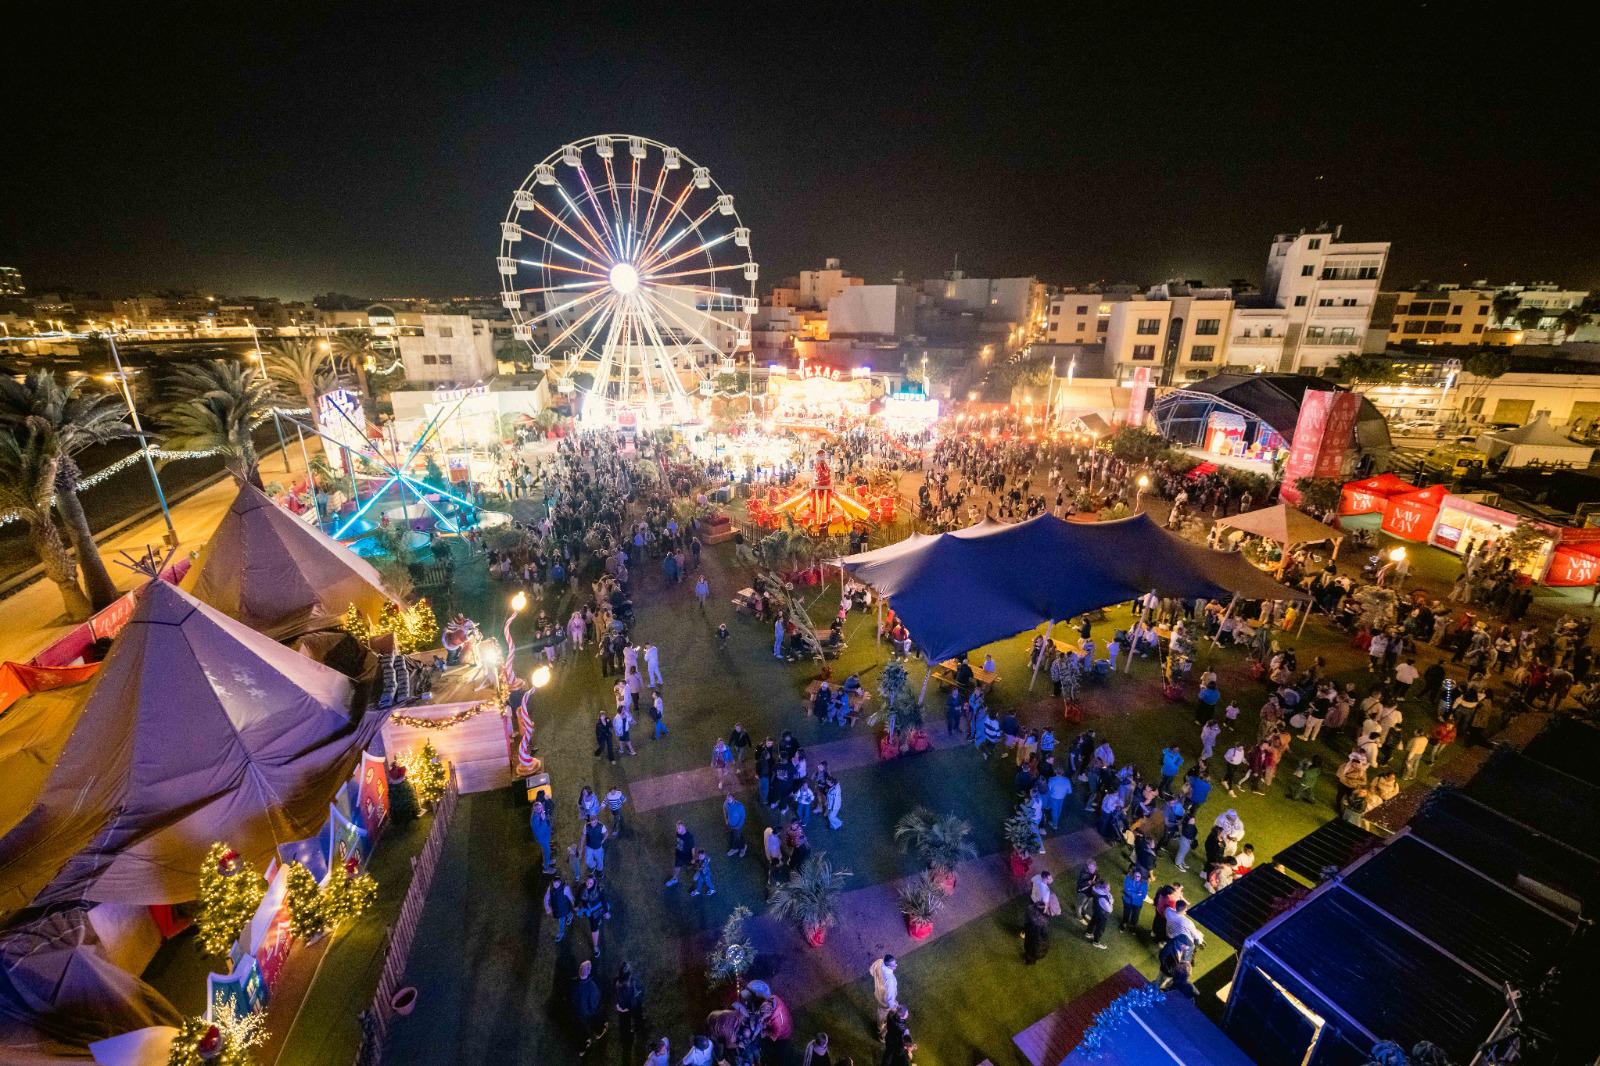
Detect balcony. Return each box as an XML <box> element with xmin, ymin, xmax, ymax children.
<box><xmin>1228</xmin><ymin>334</ymin><xmax>1283</xmax><ymax>345</ymax></box>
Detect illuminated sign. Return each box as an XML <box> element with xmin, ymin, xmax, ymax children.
<box><xmin>882</xmin><ymin>395</ymin><xmax>940</xmax><ymax>423</ymax></box>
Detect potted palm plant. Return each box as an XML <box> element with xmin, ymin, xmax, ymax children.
<box><xmin>895</xmin><ymin>807</ymin><xmax>976</xmax><ymax>894</ymax></box>
<box><xmin>896</xmin><ymin>870</ymin><xmax>949</xmax><ymax>940</ymax></box>
<box><xmin>1003</xmin><ymin>804</ymin><xmax>1044</xmax><ymax>876</ymax></box>
<box><xmin>767</xmin><ymin>853</ymin><xmax>852</xmax><ymax>947</ymax></box>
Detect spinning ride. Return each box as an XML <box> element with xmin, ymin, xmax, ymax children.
<box><xmin>497</xmin><ymin>134</ymin><xmax>758</xmax><ymax>426</ymax></box>
<box><xmin>750</xmin><ymin>450</ymin><xmax>897</xmax><ymax>535</ymax></box>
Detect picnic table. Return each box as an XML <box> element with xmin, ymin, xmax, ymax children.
<box><xmin>931</xmin><ymin>659</ymin><xmax>999</xmax><ymax>691</ymax></box>
<box><xmin>803</xmin><ymin>680</ymin><xmax>870</xmax><ymax>722</ymax></box>
<box><xmin>731</xmin><ymin>587</ymin><xmax>758</xmax><ymax>611</ymax></box>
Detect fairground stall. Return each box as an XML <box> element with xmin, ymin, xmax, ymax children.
<box><xmin>747</xmin><ymin>452</ymin><xmax>897</xmax><ymax>535</ymax></box>
<box><xmin>1153</xmin><ymin>373</ymin><xmax>1390</xmax><ymax>471</ymax></box>
<box><xmin>767</xmin><ymin>363</ymin><xmax>879</xmax><ymax>430</ymax></box>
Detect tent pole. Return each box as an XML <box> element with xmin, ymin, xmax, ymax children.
<box><xmin>1297</xmin><ymin>596</ymin><xmax>1312</xmax><ymax>639</ymax></box>
<box><xmin>1210</xmin><ymin>592</ymin><xmax>1239</xmax><ymax>649</ymax></box>
<box><xmin>1029</xmin><ymin>620</ymin><xmax>1054</xmax><ymax>691</ymax></box>
<box><xmin>918</xmin><ymin>654</ymin><xmax>932</xmax><ymax>707</ymax></box>
<box><xmin>876</xmin><ymin>596</ymin><xmax>883</xmax><ymax>640</ymax></box>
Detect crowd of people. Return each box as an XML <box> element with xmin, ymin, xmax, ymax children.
<box><xmin>460</xmin><ymin>416</ymin><xmax>1596</xmax><ymax>1066</ymax></box>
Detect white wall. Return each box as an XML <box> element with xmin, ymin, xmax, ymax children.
<box><xmin>828</xmin><ymin>285</ymin><xmax>911</xmax><ymax>338</ymax></box>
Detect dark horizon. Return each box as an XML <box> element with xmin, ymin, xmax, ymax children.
<box><xmin>6</xmin><ymin>3</ymin><xmax>1598</xmax><ymax>301</ymax></box>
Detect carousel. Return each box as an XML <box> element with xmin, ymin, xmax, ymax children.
<box><xmin>748</xmin><ymin>450</ymin><xmax>897</xmax><ymax>535</ymax></box>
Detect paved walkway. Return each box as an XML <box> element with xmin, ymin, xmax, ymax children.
<box><xmin>691</xmin><ymin>827</ymin><xmax>1103</xmax><ymax>1009</ymax></box>
<box><xmin>0</xmin><ymin>445</ymin><xmax>311</xmax><ymax>664</ymax></box>
<box><xmin>631</xmin><ymin>712</ymin><xmax>988</xmax><ymax>813</ymax></box>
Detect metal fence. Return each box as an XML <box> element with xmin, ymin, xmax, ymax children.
<box><xmin>352</xmin><ymin>766</ymin><xmax>461</xmax><ymax>1066</ymax></box>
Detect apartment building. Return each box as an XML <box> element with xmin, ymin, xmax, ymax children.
<box><xmin>1385</xmin><ymin>287</ymin><xmax>1501</xmax><ymax>346</ymax></box>
<box><xmin>395</xmin><ymin>314</ymin><xmax>498</xmax><ymax>383</ymax></box>
<box><xmin>796</xmin><ymin>258</ymin><xmax>862</xmax><ymax>310</ymax></box>
<box><xmin>1103</xmin><ymin>283</ymin><xmax>1234</xmax><ymax>385</ymax></box>
<box><xmin>1044</xmin><ymin>288</ymin><xmax>1136</xmax><ymax>344</ymax></box>
<box><xmin>1244</xmin><ymin>228</ymin><xmax>1389</xmax><ymax>372</ymax></box>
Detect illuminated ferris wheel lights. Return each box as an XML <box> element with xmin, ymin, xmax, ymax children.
<box><xmin>609</xmin><ymin>262</ymin><xmax>641</xmax><ymax>295</ymax></box>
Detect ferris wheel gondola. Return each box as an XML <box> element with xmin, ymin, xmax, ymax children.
<box><xmin>497</xmin><ymin>134</ymin><xmax>756</xmax><ymax>426</ymax></box>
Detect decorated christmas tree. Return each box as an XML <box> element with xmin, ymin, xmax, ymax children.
<box><xmin>194</xmin><ymin>844</ymin><xmax>266</xmax><ymax>958</ymax></box>
<box><xmin>387</xmin><ymin>762</ymin><xmax>420</xmax><ymax>825</ymax></box>
<box><xmin>282</xmin><ymin>862</ymin><xmax>326</xmax><ymax>939</ymax></box>
<box><xmin>401</xmin><ymin>598</ymin><xmax>439</xmax><ymax>652</ymax></box>
<box><xmin>283</xmin><ymin>860</ymin><xmax>377</xmax><ymax>940</ymax></box>
<box><xmin>165</xmin><ymin>999</ymin><xmax>265</xmax><ymax>1066</ymax></box>
<box><xmin>400</xmin><ymin>741</ymin><xmax>448</xmax><ymax>810</ymax></box>
<box><xmin>342</xmin><ymin>602</ymin><xmax>371</xmax><ymax>644</ymax></box>
<box><xmin>377</xmin><ymin>601</ymin><xmax>406</xmax><ymax>645</ymax></box>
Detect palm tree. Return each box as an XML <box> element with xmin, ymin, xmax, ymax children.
<box><xmin>1491</xmin><ymin>292</ymin><xmax>1521</xmax><ymax>328</ymax></box>
<box><xmin>767</xmin><ymin>853</ymin><xmax>852</xmax><ymax>946</ymax></box>
<box><xmin>894</xmin><ymin>807</ymin><xmax>977</xmax><ymax>891</ymax></box>
<box><xmin>0</xmin><ymin>425</ymin><xmax>92</xmax><ymax>621</ymax></box>
<box><xmin>263</xmin><ymin>338</ymin><xmax>339</xmax><ymax>428</ymax></box>
<box><xmin>1555</xmin><ymin>308</ymin><xmax>1592</xmax><ymax>345</ymax></box>
<box><xmin>0</xmin><ymin>372</ymin><xmax>138</xmax><ymax>610</ymax></box>
<box><xmin>1513</xmin><ymin>307</ymin><xmax>1547</xmax><ymax>334</ymax></box>
<box><xmin>158</xmin><ymin>359</ymin><xmax>276</xmax><ymax>488</ymax></box>
<box><xmin>329</xmin><ymin>331</ymin><xmax>378</xmax><ymax>413</ymax></box>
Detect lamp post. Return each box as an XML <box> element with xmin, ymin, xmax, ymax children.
<box><xmin>103</xmin><ymin>333</ymin><xmax>177</xmax><ymax>548</ymax></box>
<box><xmin>1135</xmin><ymin>473</ymin><xmax>1150</xmax><ymax>514</ymax></box>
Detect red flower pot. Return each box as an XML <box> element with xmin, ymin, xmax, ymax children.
<box><xmin>907</xmin><ymin>917</ymin><xmax>933</xmax><ymax>939</ymax></box>
<box><xmin>805</xmin><ymin>924</ymin><xmax>828</xmax><ymax>947</ymax></box>
<box><xmin>1007</xmin><ymin>851</ymin><xmax>1032</xmax><ymax>877</ymax></box>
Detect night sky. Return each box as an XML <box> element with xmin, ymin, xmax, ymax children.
<box><xmin>7</xmin><ymin>3</ymin><xmax>1597</xmax><ymax>300</ymax></box>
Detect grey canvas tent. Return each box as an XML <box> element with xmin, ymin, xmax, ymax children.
<box><xmin>189</xmin><ymin>482</ymin><xmax>391</xmax><ymax>639</ymax></box>
<box><xmin>0</xmin><ymin>908</ymin><xmax>181</xmax><ymax>1064</ymax></box>
<box><xmin>1475</xmin><ymin>414</ymin><xmax>1594</xmax><ymax>469</ymax></box>
<box><xmin>838</xmin><ymin>512</ymin><xmax>1304</xmax><ymax>661</ymax></box>
<box><xmin>0</xmin><ymin>580</ymin><xmax>383</xmax><ymax>916</ymax></box>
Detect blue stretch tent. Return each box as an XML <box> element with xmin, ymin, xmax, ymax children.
<box><xmin>838</xmin><ymin>513</ymin><xmax>1304</xmax><ymax>661</ymax></box>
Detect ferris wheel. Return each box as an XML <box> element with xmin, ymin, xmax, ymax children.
<box><xmin>497</xmin><ymin>134</ymin><xmax>758</xmax><ymax>425</ymax></box>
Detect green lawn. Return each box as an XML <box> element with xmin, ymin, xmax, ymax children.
<box><xmin>365</xmin><ymin>515</ymin><xmax>1473</xmax><ymax>1066</ymax></box>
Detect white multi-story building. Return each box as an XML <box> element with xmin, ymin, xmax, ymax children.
<box><xmin>1045</xmin><ymin>289</ymin><xmax>1137</xmax><ymax>344</ymax></box>
<box><xmin>826</xmin><ymin>284</ymin><xmax>916</xmax><ymax>339</ymax></box>
<box><xmin>1254</xmin><ymin>227</ymin><xmax>1389</xmax><ymax>372</ymax></box>
<box><xmin>395</xmin><ymin>314</ymin><xmax>498</xmax><ymax>383</ymax></box>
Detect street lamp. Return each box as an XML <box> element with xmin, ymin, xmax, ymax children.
<box><xmin>1135</xmin><ymin>474</ymin><xmax>1151</xmax><ymax>513</ymax></box>
<box><xmin>103</xmin><ymin>333</ymin><xmax>177</xmax><ymax>548</ymax></box>
<box><xmin>530</xmin><ymin>663</ymin><xmax>552</xmax><ymax>690</ymax></box>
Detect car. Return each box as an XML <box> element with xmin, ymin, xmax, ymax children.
<box><xmin>1389</xmin><ymin>418</ymin><xmax>1442</xmax><ymax>437</ymax></box>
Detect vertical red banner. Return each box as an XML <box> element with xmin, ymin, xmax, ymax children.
<box><xmin>1280</xmin><ymin>390</ymin><xmax>1334</xmax><ymax>504</ymax></box>
<box><xmin>1127</xmin><ymin>367</ymin><xmax>1150</xmax><ymax>427</ymax></box>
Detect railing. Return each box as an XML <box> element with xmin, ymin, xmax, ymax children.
<box><xmin>352</xmin><ymin>766</ymin><xmax>461</xmax><ymax>1066</ymax></box>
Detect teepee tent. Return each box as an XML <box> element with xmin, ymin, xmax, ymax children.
<box><xmin>1476</xmin><ymin>415</ymin><xmax>1594</xmax><ymax>470</ymax></box>
<box><xmin>0</xmin><ymin>580</ymin><xmax>382</xmax><ymax>916</ymax></box>
<box><xmin>189</xmin><ymin>482</ymin><xmax>391</xmax><ymax>639</ymax></box>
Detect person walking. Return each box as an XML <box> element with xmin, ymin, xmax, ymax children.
<box><xmin>1120</xmin><ymin>867</ymin><xmax>1149</xmax><ymax>933</ymax></box>
<box><xmin>544</xmin><ymin>874</ymin><xmax>574</xmax><ymax>942</ymax></box>
<box><xmin>581</xmin><ymin>815</ymin><xmax>609</xmax><ymax>873</ymax></box>
<box><xmin>1173</xmin><ymin>812</ymin><xmax>1199</xmax><ymax>872</ymax></box>
<box><xmin>794</xmin><ymin>778</ymin><xmax>816</xmax><ymax>826</ymax></box>
<box><xmin>869</xmin><ymin>955</ymin><xmax>899</xmax><ymax>1033</ymax></box>
<box><xmin>612</xmin><ymin>705</ymin><xmax>638</xmax><ymax>757</ymax></box>
<box><xmin>650</xmin><ymin>690</ymin><xmax>668</xmax><ymax>739</ymax></box>
<box><xmin>603</xmin><ymin>786</ymin><xmax>627</xmax><ymax>836</ymax></box>
<box><xmin>882</xmin><ymin>1005</ymin><xmax>915</xmax><ymax>1066</ymax></box>
<box><xmin>572</xmin><ymin>959</ymin><xmax>605</xmax><ymax>1051</ymax></box>
<box><xmin>644</xmin><ymin>642</ymin><xmax>664</xmax><ymax>688</ymax></box>
<box><xmin>729</xmin><ymin>723</ymin><xmax>751</xmax><ymax>767</ymax></box>
<box><xmin>663</xmin><ymin>822</ymin><xmax>696</xmax><ymax>888</ymax></box>
<box><xmin>689</xmin><ymin>847</ymin><xmax>715</xmax><ymax>897</ymax></box>
<box><xmin>723</xmin><ymin>791</ymin><xmax>747</xmax><ymax>857</ymax></box>
<box><xmin>694</xmin><ymin>574</ymin><xmax>710</xmax><ymax>610</ymax></box>
<box><xmin>613</xmin><ymin>962</ymin><xmax>644</xmax><ymax>1045</ymax></box>
<box><xmin>824</xmin><ymin>774</ymin><xmax>844</xmax><ymax>830</ymax></box>
<box><xmin>530</xmin><ymin>798</ymin><xmax>556</xmax><ymax>875</ymax></box>
<box><xmin>1084</xmin><ymin>877</ymin><xmax>1112</xmax><ymax>949</ymax></box>
<box><xmin>594</xmin><ymin>712</ymin><xmax>616</xmax><ymax>764</ymax></box>
<box><xmin>577</xmin><ymin>873</ymin><xmax>609</xmax><ymax>956</ymax></box>
<box><xmin>1023</xmin><ymin>899</ymin><xmax>1052</xmax><ymax>964</ymax></box>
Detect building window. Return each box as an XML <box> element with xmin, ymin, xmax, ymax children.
<box><xmin>1472</xmin><ymin>324</ymin><xmax>1483</xmax><ymax>333</ymax></box>
<box><xmin>1189</xmin><ymin>344</ymin><xmax>1216</xmax><ymax>362</ymax></box>
<box><xmin>1450</xmin><ymin>305</ymin><xmax>1463</xmax><ymax>315</ymax></box>
<box><xmin>1195</xmin><ymin>318</ymin><xmax>1220</xmax><ymax>335</ymax></box>
<box><xmin>1077</xmin><ymin>304</ymin><xmax>1089</xmax><ymax>314</ymax></box>
<box><xmin>1477</xmin><ymin>305</ymin><xmax>1489</xmax><ymax>315</ymax></box>
<box><xmin>1329</xmin><ymin>327</ymin><xmax>1357</xmax><ymax>345</ymax></box>
<box><xmin>1444</xmin><ymin>323</ymin><xmax>1462</xmax><ymax>333</ymax></box>
<box><xmin>439</xmin><ymin>354</ymin><xmax>453</xmax><ymax>364</ymax></box>
<box><xmin>1294</xmin><ymin>296</ymin><xmax>1307</xmax><ymax>307</ymax></box>
<box><xmin>1096</xmin><ymin>319</ymin><xmax>1108</xmax><ymax>332</ymax></box>
<box><xmin>1136</xmin><ymin>318</ymin><xmax>1161</xmax><ymax>335</ymax></box>
<box><xmin>1300</xmin><ymin>265</ymin><xmax>1314</xmax><ymax>276</ymax></box>
<box><xmin>1394</xmin><ymin>304</ymin><xmax>1409</xmax><ymax>315</ymax></box>
<box><xmin>1131</xmin><ymin>344</ymin><xmax>1155</xmax><ymax>359</ymax></box>
<box><xmin>421</xmin><ymin>354</ymin><xmax>438</xmax><ymax>364</ymax></box>
<box><xmin>1305</xmin><ymin>326</ymin><xmax>1326</xmax><ymax>342</ymax></box>
<box><xmin>1403</xmin><ymin>321</ymin><xmax>1424</xmax><ymax>333</ymax></box>
<box><xmin>437</xmin><ymin>326</ymin><xmax>454</xmax><ymax>338</ymax></box>
<box><xmin>1318</xmin><ymin>298</ymin><xmax>1334</xmax><ymax>307</ymax></box>
<box><xmin>1423</xmin><ymin>321</ymin><xmax>1445</xmax><ymax>334</ymax></box>
<box><xmin>1307</xmin><ymin>238</ymin><xmax>1322</xmax><ymax>249</ymax></box>
<box><xmin>1342</xmin><ymin>298</ymin><xmax>1358</xmax><ymax>307</ymax></box>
